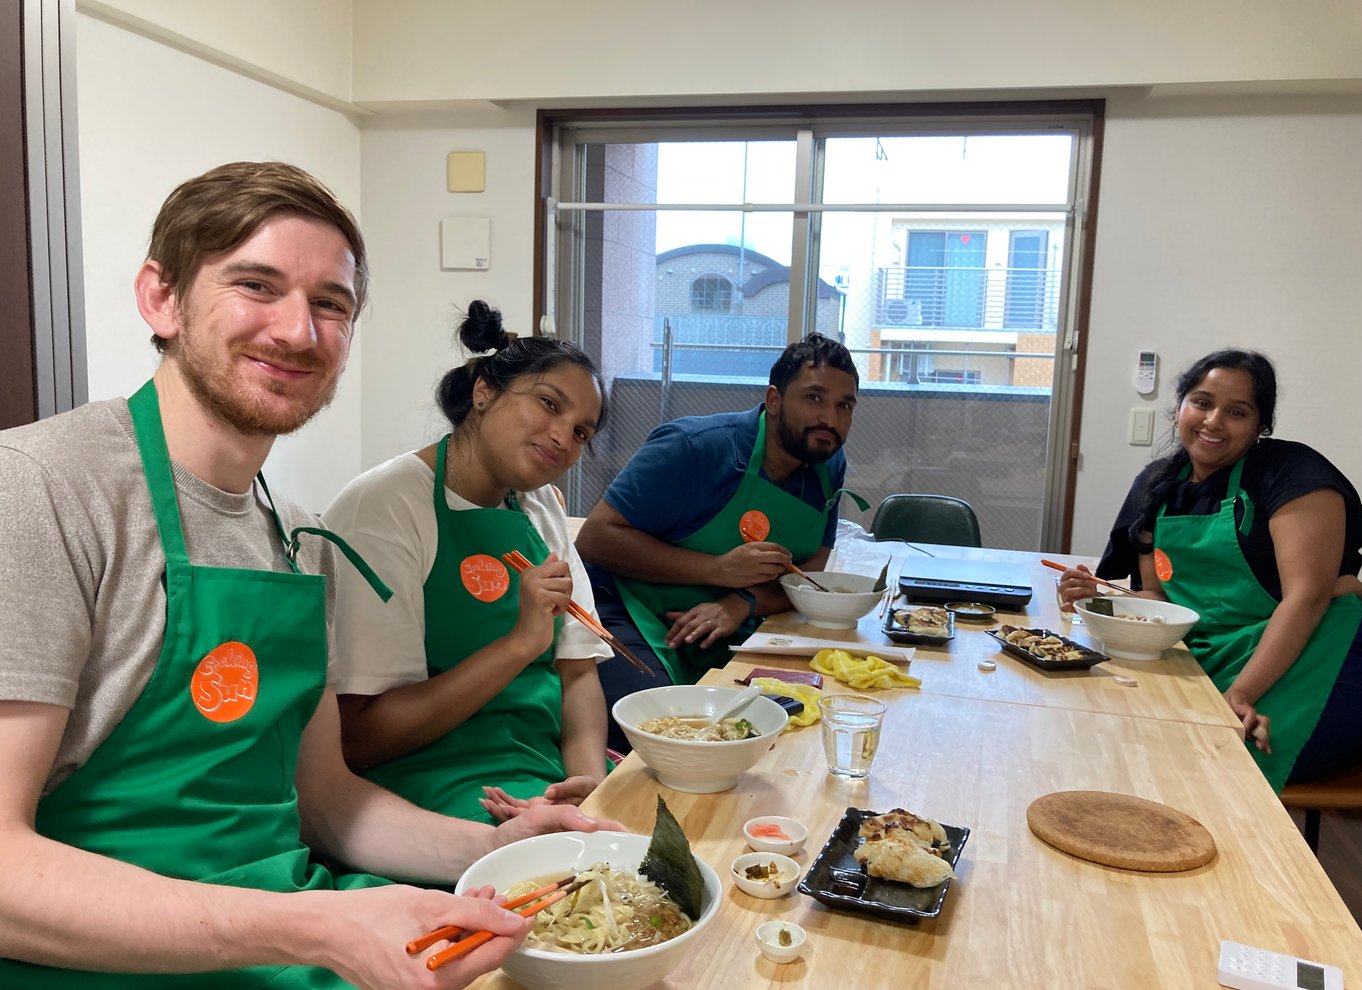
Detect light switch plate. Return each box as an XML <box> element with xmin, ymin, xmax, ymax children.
<box><xmin>447</xmin><ymin>151</ymin><xmax>486</xmax><ymax>193</ymax></box>
<box><xmin>440</xmin><ymin>217</ymin><xmax>490</xmax><ymax>271</ymax></box>
<box><xmin>1129</xmin><ymin>407</ymin><xmax>1155</xmax><ymax>446</ymax></box>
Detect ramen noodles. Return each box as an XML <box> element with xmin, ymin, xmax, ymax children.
<box><xmin>507</xmin><ymin>863</ymin><xmax>691</xmax><ymax>954</ymax></box>
<box><xmin>638</xmin><ymin>715</ymin><xmax>760</xmax><ymax>741</ymax></box>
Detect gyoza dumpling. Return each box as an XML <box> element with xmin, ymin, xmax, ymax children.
<box><xmin>854</xmin><ymin>837</ymin><xmax>956</xmax><ymax>887</ymax></box>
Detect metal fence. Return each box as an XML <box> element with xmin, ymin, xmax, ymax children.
<box><xmin>571</xmin><ymin>339</ymin><xmax>1057</xmax><ymax>552</ymax></box>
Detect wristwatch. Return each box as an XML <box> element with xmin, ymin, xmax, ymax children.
<box><xmin>730</xmin><ymin>587</ymin><xmax>758</xmax><ymax>620</ymax></box>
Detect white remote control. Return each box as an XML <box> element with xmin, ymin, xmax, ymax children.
<box><xmin>1218</xmin><ymin>940</ymin><xmax>1343</xmax><ymax>990</ymax></box>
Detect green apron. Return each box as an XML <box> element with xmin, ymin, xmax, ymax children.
<box><xmin>1</xmin><ymin>380</ymin><xmax>391</xmax><ymax>989</ymax></box>
<box><xmin>616</xmin><ymin>410</ymin><xmax>865</xmax><ymax>684</ymax></box>
<box><xmin>1155</xmin><ymin>456</ymin><xmax>1362</xmax><ymax>792</ymax></box>
<box><xmin>364</xmin><ymin>436</ymin><xmax>566</xmax><ymax>825</ymax></box>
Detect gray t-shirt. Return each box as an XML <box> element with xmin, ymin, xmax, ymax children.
<box><xmin>0</xmin><ymin>399</ymin><xmax>338</xmax><ymax>793</ymax></box>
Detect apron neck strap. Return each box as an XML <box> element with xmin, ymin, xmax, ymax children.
<box><xmin>1160</xmin><ymin>455</ymin><xmax>1253</xmax><ymax>534</ymax></box>
<box><xmin>434</xmin><ymin>434</ymin><xmax>452</xmax><ymax>513</ymax></box>
<box><xmin>750</xmin><ymin>409</ymin><xmax>836</xmax><ymax>501</ymax></box>
<box><xmin>256</xmin><ymin>470</ymin><xmax>394</xmax><ymax>602</ymax></box>
<box><xmin>127</xmin><ymin>379</ymin><xmax>191</xmax><ymax>568</ymax></box>
<box><xmin>1227</xmin><ymin>456</ymin><xmax>1254</xmax><ymax>535</ymax></box>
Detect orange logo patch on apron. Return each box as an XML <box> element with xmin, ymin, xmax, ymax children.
<box><xmin>1153</xmin><ymin>548</ymin><xmax>1174</xmax><ymax>582</ymax></box>
<box><xmin>739</xmin><ymin>510</ymin><xmax>771</xmax><ymax>542</ymax></box>
<box><xmin>191</xmin><ymin>641</ymin><xmax>258</xmax><ymax>723</ymax></box>
<box><xmin>460</xmin><ymin>554</ymin><xmax>511</xmax><ymax>602</ymax></box>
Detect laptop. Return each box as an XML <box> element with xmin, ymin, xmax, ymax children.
<box><xmin>897</xmin><ymin>556</ymin><xmax>1034</xmax><ymax>608</ymax></box>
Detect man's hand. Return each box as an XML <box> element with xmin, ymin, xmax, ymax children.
<box><xmin>320</xmin><ymin>884</ymin><xmax>531</xmax><ymax>990</ymax></box>
<box><xmin>664</xmin><ymin>595</ymin><xmax>749</xmax><ymax>649</ymax></box>
<box><xmin>713</xmin><ymin>542</ymin><xmax>791</xmax><ymax>588</ymax></box>
<box><xmin>478</xmin><ymin>776</ymin><xmax>599</xmax><ymax>822</ymax></box>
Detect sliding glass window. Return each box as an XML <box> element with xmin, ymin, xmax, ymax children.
<box><xmin>545</xmin><ymin>107</ymin><xmax>1100</xmax><ymax>551</ymax></box>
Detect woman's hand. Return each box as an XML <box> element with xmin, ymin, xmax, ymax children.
<box><xmin>512</xmin><ymin>554</ymin><xmax>572</xmax><ymax>657</ymax></box>
<box><xmin>663</xmin><ymin>595</ymin><xmax>749</xmax><ymax>649</ymax></box>
<box><xmin>1057</xmin><ymin>564</ymin><xmax>1099</xmax><ymax>610</ymax></box>
<box><xmin>1224</xmin><ymin>688</ymin><xmax>1272</xmax><ymax>753</ymax></box>
<box><xmin>478</xmin><ymin>777</ymin><xmax>599</xmax><ymax>822</ymax></box>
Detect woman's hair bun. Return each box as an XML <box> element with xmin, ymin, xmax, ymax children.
<box><xmin>459</xmin><ymin>299</ymin><xmax>512</xmax><ymax>353</ymax></box>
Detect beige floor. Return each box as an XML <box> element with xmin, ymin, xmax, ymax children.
<box><xmin>1292</xmin><ymin>810</ymin><xmax>1362</xmax><ymax>924</ymax></box>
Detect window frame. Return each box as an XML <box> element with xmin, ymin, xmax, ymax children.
<box><xmin>534</xmin><ymin>100</ymin><xmax>1104</xmax><ymax>552</ymax></box>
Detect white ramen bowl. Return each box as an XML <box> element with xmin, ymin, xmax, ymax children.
<box><xmin>1073</xmin><ymin>596</ymin><xmax>1200</xmax><ymax>661</ymax></box>
<box><xmin>454</xmin><ymin>830</ymin><xmax>722</xmax><ymax>990</ymax></box>
<box><xmin>613</xmin><ymin>685</ymin><xmax>788</xmax><ymax>793</ymax></box>
<box><xmin>779</xmin><ymin>571</ymin><xmax>886</xmax><ymax>629</ymax></box>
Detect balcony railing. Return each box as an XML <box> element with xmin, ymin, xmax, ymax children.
<box><xmin>875</xmin><ymin>265</ymin><xmax>1062</xmax><ymax>332</ymax></box>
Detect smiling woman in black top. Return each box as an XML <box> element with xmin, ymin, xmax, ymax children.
<box><xmin>1060</xmin><ymin>349</ymin><xmax>1362</xmax><ymax>791</ymax></box>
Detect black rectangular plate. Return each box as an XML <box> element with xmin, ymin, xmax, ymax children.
<box><xmin>985</xmin><ymin>627</ymin><xmax>1109</xmax><ymax>671</ymax></box>
<box><xmin>797</xmin><ymin>807</ymin><xmax>970</xmax><ymax>923</ymax></box>
<box><xmin>882</xmin><ymin>603</ymin><xmax>955</xmax><ymax>645</ymax></box>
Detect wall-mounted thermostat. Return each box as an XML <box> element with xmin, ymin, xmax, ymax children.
<box><xmin>440</xmin><ymin>217</ymin><xmax>490</xmax><ymax>271</ymax></box>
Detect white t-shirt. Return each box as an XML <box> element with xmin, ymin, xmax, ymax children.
<box><xmin>324</xmin><ymin>452</ymin><xmax>609</xmax><ymax>696</ymax></box>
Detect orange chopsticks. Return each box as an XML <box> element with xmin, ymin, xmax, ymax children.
<box><xmin>1039</xmin><ymin>558</ymin><xmax>1135</xmax><ymax>596</ymax></box>
<box><xmin>500</xmin><ymin>550</ymin><xmax>656</xmax><ymax>678</ymax></box>
<box><xmin>408</xmin><ymin>875</ymin><xmax>586</xmax><ymax>972</ymax></box>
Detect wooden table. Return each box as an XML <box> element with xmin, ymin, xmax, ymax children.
<box><xmin>755</xmin><ymin>544</ymin><xmax>1241</xmax><ymax>731</ymax></box>
<box><xmin>467</xmin><ymin>542</ymin><xmax>1361</xmax><ymax>988</ymax></box>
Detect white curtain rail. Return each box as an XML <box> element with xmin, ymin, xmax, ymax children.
<box><xmin>550</xmin><ymin>199</ymin><xmax>1068</xmax><ymax>214</ymax></box>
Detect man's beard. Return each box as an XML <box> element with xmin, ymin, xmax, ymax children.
<box><xmin>774</xmin><ymin>411</ymin><xmax>843</xmax><ymax>465</ymax></box>
<box><xmin>173</xmin><ymin>316</ymin><xmax>338</xmax><ymax>438</ymax></box>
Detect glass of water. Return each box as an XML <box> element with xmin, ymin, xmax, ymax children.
<box><xmin>819</xmin><ymin>694</ymin><xmax>887</xmax><ymax>779</ymax></box>
<box><xmin>1055</xmin><ymin>576</ymin><xmax>1083</xmax><ymax>625</ymax></box>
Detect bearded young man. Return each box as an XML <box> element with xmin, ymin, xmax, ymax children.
<box><xmin>0</xmin><ymin>162</ymin><xmax>617</xmax><ymax>990</ymax></box>
<box><xmin>576</xmin><ymin>333</ymin><xmax>862</xmax><ymax>752</ymax></box>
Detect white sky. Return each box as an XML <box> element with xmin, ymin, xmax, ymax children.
<box><xmin>654</xmin><ymin>134</ymin><xmax>1075</xmax><ymax>269</ymax></box>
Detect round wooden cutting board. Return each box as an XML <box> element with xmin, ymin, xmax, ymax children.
<box><xmin>1026</xmin><ymin>790</ymin><xmax>1217</xmax><ymax>872</ymax></box>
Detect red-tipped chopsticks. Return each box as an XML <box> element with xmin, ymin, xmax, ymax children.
<box><xmin>1039</xmin><ymin>558</ymin><xmax>1135</xmax><ymax>596</ymax></box>
<box><xmin>500</xmin><ymin>550</ymin><xmax>656</xmax><ymax>678</ymax></box>
<box><xmin>408</xmin><ymin>875</ymin><xmax>586</xmax><ymax>971</ymax></box>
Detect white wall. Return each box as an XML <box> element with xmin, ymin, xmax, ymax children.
<box><xmin>76</xmin><ymin>14</ymin><xmax>364</xmax><ymax>510</ymax></box>
<box><xmin>78</xmin><ymin>0</ymin><xmax>354</xmax><ymax>105</ymax></box>
<box><xmin>356</xmin><ymin>109</ymin><xmax>540</xmax><ymax>467</ymax></box>
<box><xmin>71</xmin><ymin>5</ymin><xmax>1362</xmax><ymax>544</ymax></box>
<box><xmin>1073</xmin><ymin>92</ymin><xmax>1362</xmax><ymax>553</ymax></box>
<box><xmin>351</xmin><ymin>0</ymin><xmax>1362</xmax><ymax>105</ymax></box>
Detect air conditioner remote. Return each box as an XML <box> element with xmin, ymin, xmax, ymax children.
<box><xmin>1218</xmin><ymin>940</ymin><xmax>1342</xmax><ymax>990</ymax></box>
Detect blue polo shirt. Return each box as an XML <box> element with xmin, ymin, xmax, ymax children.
<box><xmin>601</xmin><ymin>405</ymin><xmax>846</xmax><ymax>550</ymax></box>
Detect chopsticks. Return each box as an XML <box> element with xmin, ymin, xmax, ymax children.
<box><xmin>737</xmin><ymin>519</ymin><xmax>831</xmax><ymax>591</ymax></box>
<box><xmin>783</xmin><ymin>561</ymin><xmax>831</xmax><ymax>593</ymax></box>
<box><xmin>408</xmin><ymin>875</ymin><xmax>586</xmax><ymax>971</ymax></box>
<box><xmin>1039</xmin><ymin>559</ymin><xmax>1136</xmax><ymax>596</ymax></box>
<box><xmin>500</xmin><ymin>550</ymin><xmax>656</xmax><ymax>678</ymax></box>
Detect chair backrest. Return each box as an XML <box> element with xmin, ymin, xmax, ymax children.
<box><xmin>869</xmin><ymin>494</ymin><xmax>982</xmax><ymax>548</ymax></box>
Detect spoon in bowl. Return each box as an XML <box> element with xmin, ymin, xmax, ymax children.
<box><xmin>677</xmin><ymin>684</ymin><xmax>764</xmax><ymax>730</ymax></box>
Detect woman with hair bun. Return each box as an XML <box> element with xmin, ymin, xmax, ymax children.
<box><xmin>324</xmin><ymin>300</ymin><xmax>611</xmax><ymax>825</ymax></box>
<box><xmin>1060</xmin><ymin>349</ymin><xmax>1362</xmax><ymax>791</ymax></box>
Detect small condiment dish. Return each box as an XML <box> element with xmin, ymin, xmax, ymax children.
<box><xmin>743</xmin><ymin>815</ymin><xmax>808</xmax><ymax>856</ymax></box>
<box><xmin>755</xmin><ymin>920</ymin><xmax>806</xmax><ymax>963</ymax></box>
<box><xmin>945</xmin><ymin>601</ymin><xmax>997</xmax><ymax>622</ymax></box>
<box><xmin>731</xmin><ymin>852</ymin><xmax>801</xmax><ymax>898</ymax></box>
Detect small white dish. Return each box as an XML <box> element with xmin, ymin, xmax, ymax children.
<box><xmin>755</xmin><ymin>920</ymin><xmax>806</xmax><ymax>963</ymax></box>
<box><xmin>731</xmin><ymin>852</ymin><xmax>801</xmax><ymax>898</ymax></box>
<box><xmin>743</xmin><ymin>816</ymin><xmax>808</xmax><ymax>856</ymax></box>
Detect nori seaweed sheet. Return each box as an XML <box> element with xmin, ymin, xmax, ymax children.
<box><xmin>639</xmin><ymin>796</ymin><xmax>704</xmax><ymax>920</ymax></box>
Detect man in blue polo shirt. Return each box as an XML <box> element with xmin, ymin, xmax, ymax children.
<box><xmin>576</xmin><ymin>333</ymin><xmax>862</xmax><ymax>752</ymax></box>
